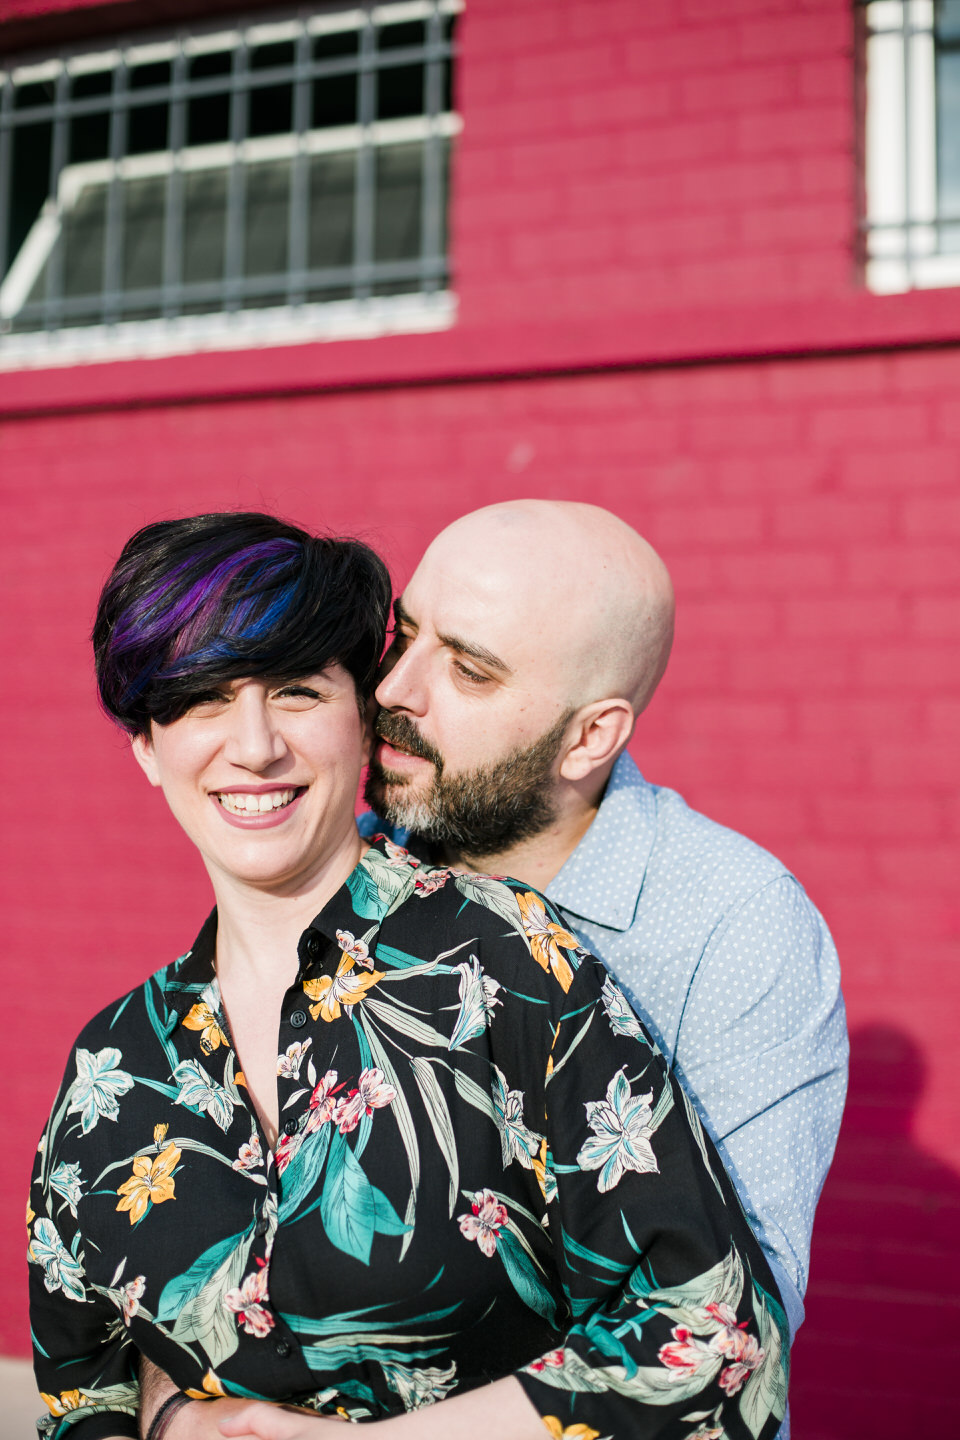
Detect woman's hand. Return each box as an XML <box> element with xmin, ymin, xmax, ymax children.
<box><xmin>218</xmin><ymin>1406</ymin><xmax>345</xmax><ymax>1439</ymax></box>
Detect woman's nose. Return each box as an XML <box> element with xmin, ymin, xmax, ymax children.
<box><xmin>222</xmin><ymin>688</ymin><xmax>287</xmax><ymax>770</ymax></box>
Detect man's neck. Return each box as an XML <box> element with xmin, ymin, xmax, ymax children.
<box><xmin>439</xmin><ymin>800</ymin><xmax>600</xmax><ymax>892</ymax></box>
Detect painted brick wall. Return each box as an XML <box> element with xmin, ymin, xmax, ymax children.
<box><xmin>2</xmin><ymin>1</ymin><xmax>960</xmax><ymax>1436</ymax></box>
<box><xmin>3</xmin><ymin>353</ymin><xmax>959</xmax><ymax>1435</ymax></box>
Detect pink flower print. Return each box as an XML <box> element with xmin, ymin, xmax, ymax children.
<box><xmin>232</xmin><ymin>1135</ymin><xmax>264</xmax><ymax>1172</ymax></box>
<box><xmin>276</xmin><ymin>1039</ymin><xmax>311</xmax><ymax>1080</ymax></box>
<box><xmin>658</xmin><ymin>1326</ymin><xmax>719</xmax><ymax>1381</ymax></box>
<box><xmin>526</xmin><ymin>1348</ymin><xmax>565</xmax><ymax>1374</ymax></box>
<box><xmin>302</xmin><ymin>1070</ymin><xmax>342</xmax><ymax>1136</ymax></box>
<box><xmin>336</xmin><ymin>930</ymin><xmax>373</xmax><ymax>969</ymax></box>
<box><xmin>332</xmin><ymin>1068</ymin><xmax>397</xmax><ymax>1134</ymax></box>
<box><xmin>704</xmin><ymin>1302</ymin><xmax>763</xmax><ymax>1394</ymax></box>
<box><xmin>414</xmin><ymin>869</ymin><xmax>451</xmax><ymax>897</ymax></box>
<box><xmin>224</xmin><ymin>1260</ymin><xmax>275</xmax><ymax>1338</ymax></box>
<box><xmin>458</xmin><ymin>1188</ymin><xmax>508</xmax><ymax>1257</ymax></box>
<box><xmin>384</xmin><ymin>839</ymin><xmax>420</xmax><ymax>868</ymax></box>
<box><xmin>120</xmin><ymin>1274</ymin><xmax>145</xmax><ymax>1327</ymax></box>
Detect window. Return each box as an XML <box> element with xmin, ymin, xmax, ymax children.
<box><xmin>864</xmin><ymin>0</ymin><xmax>960</xmax><ymax>291</ymax></box>
<box><xmin>0</xmin><ymin>1</ymin><xmax>460</xmax><ymax>366</ymax></box>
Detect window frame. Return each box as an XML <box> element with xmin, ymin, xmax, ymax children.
<box><xmin>0</xmin><ymin>0</ymin><xmax>461</xmax><ymax>369</ymax></box>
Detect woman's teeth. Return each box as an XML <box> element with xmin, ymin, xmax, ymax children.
<box><xmin>217</xmin><ymin>789</ymin><xmax>298</xmax><ymax>815</ymax></box>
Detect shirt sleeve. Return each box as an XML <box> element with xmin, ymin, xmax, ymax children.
<box><xmin>28</xmin><ymin>1075</ymin><xmax>140</xmax><ymax>1440</ymax></box>
<box><xmin>675</xmin><ymin>875</ymin><xmax>848</xmax><ymax>1326</ymax></box>
<box><xmin>514</xmin><ymin>956</ymin><xmax>790</xmax><ymax>1440</ymax></box>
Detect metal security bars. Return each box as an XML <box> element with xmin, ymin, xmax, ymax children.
<box><xmin>0</xmin><ymin>2</ymin><xmax>460</xmax><ymax>364</ymax></box>
<box><xmin>863</xmin><ymin>0</ymin><xmax>960</xmax><ymax>291</ymax></box>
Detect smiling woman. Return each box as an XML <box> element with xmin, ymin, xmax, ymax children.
<box><xmin>28</xmin><ymin>512</ymin><xmax>789</xmax><ymax>1440</ymax></box>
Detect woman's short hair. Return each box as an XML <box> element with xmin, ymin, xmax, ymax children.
<box><xmin>93</xmin><ymin>512</ymin><xmax>392</xmax><ymax>734</ymax></box>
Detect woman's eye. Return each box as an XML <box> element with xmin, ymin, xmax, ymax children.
<box><xmin>275</xmin><ymin>685</ymin><xmax>323</xmax><ymax>705</ymax></box>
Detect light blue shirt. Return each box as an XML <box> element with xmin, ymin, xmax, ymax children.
<box><xmin>547</xmin><ymin>756</ymin><xmax>847</xmax><ymax>1338</ymax></box>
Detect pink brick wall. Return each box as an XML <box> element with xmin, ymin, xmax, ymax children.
<box><xmin>2</xmin><ymin>1</ymin><xmax>959</xmax><ymax>1434</ymax></box>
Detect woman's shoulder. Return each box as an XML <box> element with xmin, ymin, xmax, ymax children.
<box><xmin>60</xmin><ymin>954</ymin><xmax>189</xmax><ymax>1062</ymax></box>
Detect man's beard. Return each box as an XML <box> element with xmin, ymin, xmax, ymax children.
<box><xmin>364</xmin><ymin>708</ymin><xmax>574</xmax><ymax>861</ymax></box>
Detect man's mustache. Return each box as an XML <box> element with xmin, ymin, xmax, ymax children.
<box><xmin>373</xmin><ymin>710</ymin><xmax>444</xmax><ymax>771</ymax></box>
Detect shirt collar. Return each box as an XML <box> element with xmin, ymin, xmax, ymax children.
<box><xmin>164</xmin><ymin>837</ymin><xmax>418</xmax><ymax>1018</ymax></box>
<box><xmin>546</xmin><ymin>751</ymin><xmax>657</xmax><ymax>933</ymax></box>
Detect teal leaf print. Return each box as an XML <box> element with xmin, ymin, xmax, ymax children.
<box><xmin>278</xmin><ymin>1121</ymin><xmax>332</xmax><ymax>1223</ymax></box>
<box><xmin>453</xmin><ymin>875</ymin><xmax>527</xmax><ymax>938</ymax></box>
<box><xmin>739</xmin><ymin>1284</ymin><xmax>788</xmax><ymax>1437</ymax></box>
<box><xmin>155</xmin><ymin>1228</ymin><xmax>247</xmax><ymax>1322</ymax></box>
<box><xmin>347</xmin><ymin>853</ymin><xmax>417</xmax><ymax>922</ymax></box>
<box><xmin>496</xmin><ymin>1227</ymin><xmax>558</xmax><ymax>1327</ymax></box>
<box><xmin>320</xmin><ymin>1131</ymin><xmax>407</xmax><ymax>1264</ymax></box>
<box><xmin>364</xmin><ymin>997</ymin><xmax>449</xmax><ymax>1049</ymax></box>
<box><xmin>170</xmin><ymin>1228</ymin><xmax>254</xmax><ymax>1366</ymax></box>
<box><xmin>409</xmin><ymin>1056</ymin><xmax>459</xmax><ymax>1216</ymax></box>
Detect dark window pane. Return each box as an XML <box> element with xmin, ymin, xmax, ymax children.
<box><xmin>443</xmin><ymin>14</ymin><xmax>457</xmax><ymax>112</ymax></box>
<box><xmin>14</xmin><ymin>80</ymin><xmax>56</xmax><ymax>109</ymax></box>
<box><xmin>71</xmin><ymin>70</ymin><xmax>112</xmax><ymax>99</ymax></box>
<box><xmin>7</xmin><ymin>121</ymin><xmax>51</xmax><ymax>277</ymax></box>
<box><xmin>308</xmin><ymin>151</ymin><xmax>354</xmax><ymax>276</ymax></box>
<box><xmin>374</xmin><ymin>142</ymin><xmax>421</xmax><ymax>262</ymax></box>
<box><xmin>183</xmin><ymin>168</ymin><xmax>226</xmax><ymax>283</ymax></box>
<box><xmin>245</xmin><ymin>159</ymin><xmax>289</xmax><ymax>276</ymax></box>
<box><xmin>250</xmin><ymin>41</ymin><xmax>295</xmax><ymax>71</ymax></box>
<box><xmin>378</xmin><ymin>21</ymin><xmax>426</xmax><ymax>50</ymax></box>
<box><xmin>61</xmin><ymin>181</ymin><xmax>107</xmax><ymax>297</ymax></box>
<box><xmin>187</xmin><ymin>51</ymin><xmax>231</xmax><ymax>145</ymax></box>
<box><xmin>249</xmin><ymin>81</ymin><xmax>293</xmax><ymax>136</ymax></box>
<box><xmin>69</xmin><ymin>109</ymin><xmax>110</xmax><ymax>163</ymax></box>
<box><xmin>123</xmin><ymin>174</ymin><xmax>165</xmax><ymax>291</ymax></box>
<box><xmin>130</xmin><ymin>62</ymin><xmax>171</xmax><ymax>90</ymax></box>
<box><xmin>312</xmin><ymin>31</ymin><xmax>358</xmax><ymax>128</ymax></box>
<box><xmin>129</xmin><ymin>101</ymin><xmax>169</xmax><ymax>153</ymax></box>
<box><xmin>376</xmin><ymin>25</ymin><xmax>425</xmax><ymax>123</ymax></box>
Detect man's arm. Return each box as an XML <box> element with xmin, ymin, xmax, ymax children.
<box><xmin>673</xmin><ymin>873</ymin><xmax>848</xmax><ymax>1334</ymax></box>
<box><xmin>138</xmin><ymin>1359</ymin><xmax>257</xmax><ymax>1439</ymax></box>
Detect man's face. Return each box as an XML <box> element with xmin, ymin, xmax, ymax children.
<box><xmin>365</xmin><ymin>549</ymin><xmax>574</xmax><ymax>857</ymax></box>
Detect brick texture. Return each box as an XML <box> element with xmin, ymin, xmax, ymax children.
<box><xmin>2</xmin><ymin>0</ymin><xmax>959</xmax><ymax>1434</ymax></box>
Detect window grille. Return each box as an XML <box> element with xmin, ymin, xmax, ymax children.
<box><xmin>0</xmin><ymin>1</ymin><xmax>460</xmax><ymax>365</ymax></box>
<box><xmin>863</xmin><ymin>0</ymin><xmax>960</xmax><ymax>291</ymax></box>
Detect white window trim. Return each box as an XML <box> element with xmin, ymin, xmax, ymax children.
<box><xmin>864</xmin><ymin>0</ymin><xmax>960</xmax><ymax>292</ymax></box>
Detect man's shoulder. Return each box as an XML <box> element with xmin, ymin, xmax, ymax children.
<box><xmin>647</xmin><ymin>781</ymin><xmax>793</xmax><ymax>898</ymax></box>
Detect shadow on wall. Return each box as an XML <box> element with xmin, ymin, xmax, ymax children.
<box><xmin>790</xmin><ymin>1024</ymin><xmax>960</xmax><ymax>1436</ymax></box>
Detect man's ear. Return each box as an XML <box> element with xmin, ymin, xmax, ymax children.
<box><xmin>131</xmin><ymin>729</ymin><xmax>162</xmax><ymax>787</ymax></box>
<box><xmin>559</xmin><ymin>699</ymin><xmax>635</xmax><ymax>784</ymax></box>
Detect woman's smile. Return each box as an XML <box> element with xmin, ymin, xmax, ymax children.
<box><xmin>213</xmin><ymin>784</ymin><xmax>308</xmax><ymax>828</ymax></box>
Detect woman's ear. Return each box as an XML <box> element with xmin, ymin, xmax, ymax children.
<box><xmin>131</xmin><ymin>729</ymin><xmax>162</xmax><ymax>787</ymax></box>
<box><xmin>359</xmin><ymin>704</ymin><xmax>376</xmax><ymax>768</ymax></box>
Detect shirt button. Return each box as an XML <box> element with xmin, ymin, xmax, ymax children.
<box><xmin>274</xmin><ymin>1337</ymin><xmax>292</xmax><ymax>1358</ymax></box>
<box><xmin>284</xmin><ymin>1118</ymin><xmax>298</xmax><ymax>1136</ymax></box>
<box><xmin>254</xmin><ymin>1215</ymin><xmax>269</xmax><ymax>1237</ymax></box>
<box><xmin>303</xmin><ymin>932</ymin><xmax>322</xmax><ymax>959</ymax></box>
<box><xmin>289</xmin><ymin>1009</ymin><xmax>307</xmax><ymax>1029</ymax></box>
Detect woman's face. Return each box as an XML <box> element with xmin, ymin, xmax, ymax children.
<box><xmin>131</xmin><ymin>669</ymin><xmax>370</xmax><ymax>896</ymax></box>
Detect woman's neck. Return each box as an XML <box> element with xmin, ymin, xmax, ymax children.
<box><xmin>209</xmin><ymin>823</ymin><xmax>366</xmax><ymax>986</ymax></box>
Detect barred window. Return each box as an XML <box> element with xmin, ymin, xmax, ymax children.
<box><xmin>0</xmin><ymin>1</ymin><xmax>460</xmax><ymax>366</ymax></box>
<box><xmin>864</xmin><ymin>0</ymin><xmax>960</xmax><ymax>291</ymax></box>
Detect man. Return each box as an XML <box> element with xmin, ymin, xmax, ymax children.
<box><xmin>361</xmin><ymin>500</ymin><xmax>846</xmax><ymax>1435</ymax></box>
<box><xmin>140</xmin><ymin>500</ymin><xmax>845</xmax><ymax>1436</ymax></box>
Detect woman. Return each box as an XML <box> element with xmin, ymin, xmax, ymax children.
<box><xmin>29</xmin><ymin>513</ymin><xmax>788</xmax><ymax>1440</ymax></box>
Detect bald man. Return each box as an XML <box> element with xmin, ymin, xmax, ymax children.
<box><xmin>362</xmin><ymin>501</ymin><xmax>847</xmax><ymax>1434</ymax></box>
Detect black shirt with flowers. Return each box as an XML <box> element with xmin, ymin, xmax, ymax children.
<box><xmin>29</xmin><ymin>837</ymin><xmax>789</xmax><ymax>1440</ymax></box>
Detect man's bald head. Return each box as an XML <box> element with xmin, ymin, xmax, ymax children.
<box><xmin>422</xmin><ymin>500</ymin><xmax>674</xmax><ymax>719</ymax></box>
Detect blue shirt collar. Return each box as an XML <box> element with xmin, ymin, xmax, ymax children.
<box><xmin>546</xmin><ymin>751</ymin><xmax>657</xmax><ymax>933</ymax></box>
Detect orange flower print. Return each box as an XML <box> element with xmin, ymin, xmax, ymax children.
<box><xmin>542</xmin><ymin>1419</ymin><xmax>600</xmax><ymax>1440</ymax></box>
<box><xmin>41</xmin><ymin>1391</ymin><xmax>88</xmax><ymax>1417</ymax></box>
<box><xmin>186</xmin><ymin>1370</ymin><xmax>227</xmax><ymax>1399</ymax></box>
<box><xmin>182</xmin><ymin>1001</ymin><xmax>229</xmax><ymax>1054</ymax></box>
<box><xmin>302</xmin><ymin>953</ymin><xmax>384</xmax><ymax>1022</ymax></box>
<box><xmin>516</xmin><ymin>892</ymin><xmax>578</xmax><ymax>993</ymax></box>
<box><xmin>115</xmin><ymin>1141</ymin><xmax>181</xmax><ymax>1225</ymax></box>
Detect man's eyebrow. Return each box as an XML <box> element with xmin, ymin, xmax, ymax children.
<box><xmin>437</xmin><ymin>629</ymin><xmax>513</xmax><ymax>675</ymax></box>
<box><xmin>393</xmin><ymin>597</ymin><xmax>411</xmax><ymax>627</ymax></box>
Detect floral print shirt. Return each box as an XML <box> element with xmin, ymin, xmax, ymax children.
<box><xmin>29</xmin><ymin>838</ymin><xmax>789</xmax><ymax>1440</ymax></box>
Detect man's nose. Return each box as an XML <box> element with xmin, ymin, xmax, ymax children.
<box><xmin>375</xmin><ymin>642</ymin><xmax>428</xmax><ymax>715</ymax></box>
<box><xmin>222</xmin><ymin>689</ymin><xmax>287</xmax><ymax>770</ymax></box>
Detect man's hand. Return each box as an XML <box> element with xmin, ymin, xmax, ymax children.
<box><xmin>139</xmin><ymin>1357</ymin><xmax>262</xmax><ymax>1440</ymax></box>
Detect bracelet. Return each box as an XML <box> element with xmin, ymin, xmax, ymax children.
<box><xmin>146</xmin><ymin>1392</ymin><xmax>194</xmax><ymax>1440</ymax></box>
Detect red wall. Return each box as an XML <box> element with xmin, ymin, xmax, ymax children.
<box><xmin>2</xmin><ymin>2</ymin><xmax>960</xmax><ymax>1436</ymax></box>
